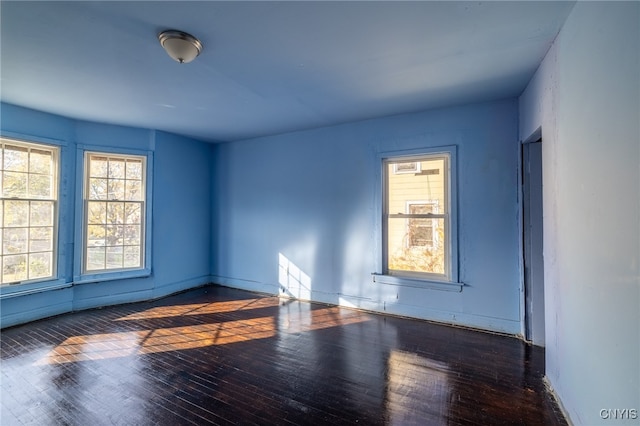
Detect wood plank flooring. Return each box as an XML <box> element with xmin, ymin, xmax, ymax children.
<box><xmin>1</xmin><ymin>285</ymin><xmax>567</xmax><ymax>425</ymax></box>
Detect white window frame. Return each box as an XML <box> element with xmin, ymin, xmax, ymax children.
<box><xmin>0</xmin><ymin>138</ymin><xmax>60</xmax><ymax>287</ymax></box>
<box><xmin>374</xmin><ymin>146</ymin><xmax>460</xmax><ymax>291</ymax></box>
<box><xmin>74</xmin><ymin>146</ymin><xmax>152</xmax><ymax>284</ymax></box>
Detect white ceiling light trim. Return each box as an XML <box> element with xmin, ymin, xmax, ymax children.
<box><xmin>158</xmin><ymin>30</ymin><xmax>203</xmax><ymax>64</ymax></box>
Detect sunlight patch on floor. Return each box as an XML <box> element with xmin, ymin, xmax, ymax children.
<box><xmin>115</xmin><ymin>297</ymin><xmax>281</xmax><ymax>321</ymax></box>
<box><xmin>37</xmin><ymin>306</ymin><xmax>371</xmax><ymax>365</ymax></box>
<box><xmin>36</xmin><ymin>316</ymin><xmax>276</xmax><ymax>365</ymax></box>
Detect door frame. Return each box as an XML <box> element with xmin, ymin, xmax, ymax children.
<box><xmin>520</xmin><ymin>128</ymin><xmax>545</xmax><ymax>345</ymax></box>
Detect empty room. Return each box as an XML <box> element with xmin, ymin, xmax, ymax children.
<box><xmin>1</xmin><ymin>1</ymin><xmax>638</xmax><ymax>425</ymax></box>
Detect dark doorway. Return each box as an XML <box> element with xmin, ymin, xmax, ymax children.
<box><xmin>523</xmin><ymin>139</ymin><xmax>545</xmax><ymax>346</ymax></box>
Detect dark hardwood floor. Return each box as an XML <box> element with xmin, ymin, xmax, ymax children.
<box><xmin>1</xmin><ymin>285</ymin><xmax>566</xmax><ymax>425</ymax></box>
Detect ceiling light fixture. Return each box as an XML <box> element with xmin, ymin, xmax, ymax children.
<box><xmin>158</xmin><ymin>30</ymin><xmax>203</xmax><ymax>64</ymax></box>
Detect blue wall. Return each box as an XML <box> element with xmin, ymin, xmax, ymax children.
<box><xmin>212</xmin><ymin>99</ymin><xmax>522</xmax><ymax>334</ymax></box>
<box><xmin>0</xmin><ymin>103</ymin><xmax>213</xmax><ymax>327</ymax></box>
<box><xmin>3</xmin><ymin>99</ymin><xmax>523</xmax><ymax>335</ymax></box>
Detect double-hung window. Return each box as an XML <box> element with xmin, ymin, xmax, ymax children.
<box><xmin>1</xmin><ymin>138</ymin><xmax>58</xmax><ymax>285</ymax></box>
<box><xmin>83</xmin><ymin>152</ymin><xmax>146</xmax><ymax>273</ymax></box>
<box><xmin>382</xmin><ymin>148</ymin><xmax>458</xmax><ymax>284</ymax></box>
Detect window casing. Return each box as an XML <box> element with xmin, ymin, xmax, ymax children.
<box><xmin>383</xmin><ymin>151</ymin><xmax>456</xmax><ymax>282</ymax></box>
<box><xmin>83</xmin><ymin>152</ymin><xmax>146</xmax><ymax>273</ymax></box>
<box><xmin>1</xmin><ymin>139</ymin><xmax>58</xmax><ymax>285</ymax></box>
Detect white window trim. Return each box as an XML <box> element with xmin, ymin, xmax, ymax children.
<box><xmin>374</xmin><ymin>146</ymin><xmax>461</xmax><ymax>291</ymax></box>
<box><xmin>385</xmin><ymin>154</ymin><xmax>450</xmax><ymax>280</ymax></box>
<box><xmin>0</xmin><ymin>137</ymin><xmax>60</xmax><ymax>287</ymax></box>
<box><xmin>73</xmin><ymin>145</ymin><xmax>153</xmax><ymax>284</ymax></box>
<box><xmin>0</xmin><ymin>132</ymin><xmax>69</xmax><ymax>299</ymax></box>
<box><xmin>82</xmin><ymin>152</ymin><xmax>146</xmax><ymax>274</ymax></box>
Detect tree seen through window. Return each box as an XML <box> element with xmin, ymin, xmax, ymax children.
<box><xmin>85</xmin><ymin>153</ymin><xmax>145</xmax><ymax>272</ymax></box>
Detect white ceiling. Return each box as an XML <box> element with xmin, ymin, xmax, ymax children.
<box><xmin>1</xmin><ymin>1</ymin><xmax>575</xmax><ymax>142</ymax></box>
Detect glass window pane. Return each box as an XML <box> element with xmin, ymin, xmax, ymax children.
<box><xmin>387</xmin><ymin>158</ymin><xmax>446</xmax><ymax>214</ymax></box>
<box><xmin>3</xmin><ymin>254</ymin><xmax>27</xmax><ymax>283</ymax></box>
<box><xmin>87</xmin><ymin>225</ymin><xmax>106</xmax><ymax>247</ymax></box>
<box><xmin>4</xmin><ymin>200</ymin><xmax>29</xmax><ymax>227</ymax></box>
<box><xmin>4</xmin><ymin>145</ymin><xmax>28</xmax><ymax>172</ymax></box>
<box><xmin>108</xmin><ymin>159</ymin><xmax>125</xmax><ymax>179</ymax></box>
<box><xmin>3</xmin><ymin>171</ymin><xmax>27</xmax><ymax>198</ymax></box>
<box><xmin>3</xmin><ymin>228</ymin><xmax>28</xmax><ymax>254</ymax></box>
<box><xmin>106</xmin><ymin>225</ymin><xmax>124</xmax><ymax>246</ymax></box>
<box><xmin>30</xmin><ymin>201</ymin><xmax>54</xmax><ymax>226</ymax></box>
<box><xmin>409</xmin><ymin>218</ymin><xmax>433</xmax><ymax>247</ymax></box>
<box><xmin>124</xmin><ymin>203</ymin><xmax>141</xmax><ymax>224</ymax></box>
<box><xmin>387</xmin><ymin>217</ymin><xmax>445</xmax><ymax>275</ymax></box>
<box><xmin>108</xmin><ymin>179</ymin><xmax>125</xmax><ymax>200</ymax></box>
<box><xmin>106</xmin><ymin>202</ymin><xmax>124</xmax><ymax>224</ymax></box>
<box><xmin>90</xmin><ymin>156</ymin><xmax>108</xmax><ymax>178</ymax></box>
<box><xmin>124</xmin><ymin>225</ymin><xmax>141</xmax><ymax>246</ymax></box>
<box><xmin>29</xmin><ymin>149</ymin><xmax>52</xmax><ymax>175</ymax></box>
<box><xmin>409</xmin><ymin>204</ymin><xmax>435</xmax><ymax>215</ymax></box>
<box><xmin>394</xmin><ymin>161</ymin><xmax>420</xmax><ymax>174</ymax></box>
<box><xmin>106</xmin><ymin>246</ymin><xmax>123</xmax><ymax>269</ymax></box>
<box><xmin>29</xmin><ymin>252</ymin><xmax>52</xmax><ymax>279</ymax></box>
<box><xmin>126</xmin><ymin>160</ymin><xmax>143</xmax><ymax>180</ymax></box>
<box><xmin>86</xmin><ymin>247</ymin><xmax>106</xmax><ymax>271</ymax></box>
<box><xmin>87</xmin><ymin>202</ymin><xmax>107</xmax><ymax>225</ymax></box>
<box><xmin>124</xmin><ymin>246</ymin><xmax>141</xmax><ymax>268</ymax></box>
<box><xmin>29</xmin><ymin>227</ymin><xmax>53</xmax><ymax>252</ymax></box>
<box><xmin>28</xmin><ymin>174</ymin><xmax>52</xmax><ymax>199</ymax></box>
<box><xmin>89</xmin><ymin>178</ymin><xmax>108</xmax><ymax>200</ymax></box>
<box><xmin>125</xmin><ymin>180</ymin><xmax>142</xmax><ymax>201</ymax></box>
<box><xmin>408</xmin><ymin>204</ymin><xmax>436</xmax><ymax>247</ymax></box>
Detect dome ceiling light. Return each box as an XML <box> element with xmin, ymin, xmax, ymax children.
<box><xmin>158</xmin><ymin>30</ymin><xmax>203</xmax><ymax>64</ymax></box>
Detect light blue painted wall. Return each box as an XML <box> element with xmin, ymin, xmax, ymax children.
<box><xmin>212</xmin><ymin>99</ymin><xmax>522</xmax><ymax>334</ymax></box>
<box><xmin>0</xmin><ymin>103</ymin><xmax>213</xmax><ymax>327</ymax></box>
<box><xmin>519</xmin><ymin>2</ymin><xmax>639</xmax><ymax>424</ymax></box>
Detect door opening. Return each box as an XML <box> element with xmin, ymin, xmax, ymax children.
<box><xmin>522</xmin><ymin>139</ymin><xmax>545</xmax><ymax>346</ymax></box>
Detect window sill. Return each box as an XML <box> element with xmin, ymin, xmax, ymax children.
<box><xmin>0</xmin><ymin>279</ymin><xmax>71</xmax><ymax>300</ymax></box>
<box><xmin>372</xmin><ymin>273</ymin><xmax>463</xmax><ymax>292</ymax></box>
<box><xmin>0</xmin><ymin>269</ymin><xmax>152</xmax><ymax>299</ymax></box>
<box><xmin>74</xmin><ymin>268</ymin><xmax>151</xmax><ymax>285</ymax></box>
